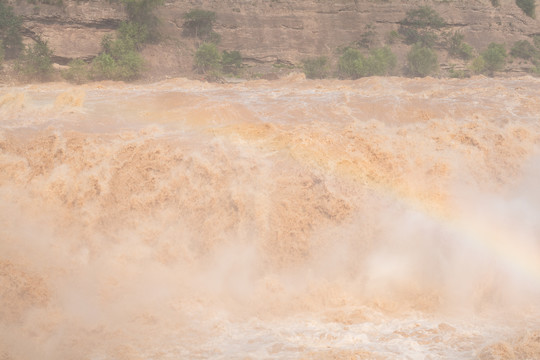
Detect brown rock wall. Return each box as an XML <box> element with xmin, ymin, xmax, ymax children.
<box><xmin>6</xmin><ymin>0</ymin><xmax>540</xmax><ymax>77</ymax></box>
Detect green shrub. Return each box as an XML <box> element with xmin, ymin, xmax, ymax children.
<box><xmin>194</xmin><ymin>42</ymin><xmax>221</xmax><ymax>73</ymax></box>
<box><xmin>481</xmin><ymin>42</ymin><xmax>507</xmax><ymax>74</ymax></box>
<box><xmin>358</xmin><ymin>25</ymin><xmax>376</xmax><ymax>49</ymax></box>
<box><xmin>515</xmin><ymin>0</ymin><xmax>535</xmax><ymax>18</ymax></box>
<box><xmin>113</xmin><ymin>50</ymin><xmax>144</xmax><ymax>80</ymax></box>
<box><xmin>118</xmin><ymin>21</ymin><xmax>149</xmax><ymax>50</ymax></box>
<box><xmin>302</xmin><ymin>56</ymin><xmax>329</xmax><ymax>79</ymax></box>
<box><xmin>530</xmin><ymin>62</ymin><xmax>540</xmax><ymax>76</ymax></box>
<box><xmin>406</xmin><ymin>44</ymin><xmax>438</xmax><ymax>77</ymax></box>
<box><xmin>398</xmin><ymin>6</ymin><xmax>445</xmax><ymax>48</ymax></box>
<box><xmin>534</xmin><ymin>35</ymin><xmax>540</xmax><ymax>49</ymax></box>
<box><xmin>399</xmin><ymin>27</ymin><xmax>438</xmax><ymax>47</ymax></box>
<box><xmin>338</xmin><ymin>48</ymin><xmax>365</xmax><ymax>79</ymax></box>
<box><xmin>26</xmin><ymin>0</ymin><xmax>63</xmax><ymax>6</ymax></box>
<box><xmin>491</xmin><ymin>0</ymin><xmax>500</xmax><ymax>6</ymax></box>
<box><xmin>338</xmin><ymin>46</ymin><xmax>397</xmax><ymax>78</ymax></box>
<box><xmin>447</xmin><ymin>32</ymin><xmax>474</xmax><ymax>60</ymax></box>
<box><xmin>183</xmin><ymin>9</ymin><xmax>217</xmax><ymax>39</ymax></box>
<box><xmin>91</xmin><ymin>53</ymin><xmax>117</xmax><ymax>79</ymax></box>
<box><xmin>386</xmin><ymin>30</ymin><xmax>400</xmax><ymax>45</ymax></box>
<box><xmin>364</xmin><ymin>46</ymin><xmax>397</xmax><ymax>75</ymax></box>
<box><xmin>91</xmin><ymin>34</ymin><xmax>144</xmax><ymax>81</ymax></box>
<box><xmin>122</xmin><ymin>0</ymin><xmax>163</xmax><ymax>25</ymax></box>
<box><xmin>221</xmin><ymin>50</ymin><xmax>242</xmax><ymax>74</ymax></box>
<box><xmin>0</xmin><ymin>40</ymin><xmax>4</xmax><ymax>67</ymax></box>
<box><xmin>63</xmin><ymin>59</ymin><xmax>89</xmax><ymax>84</ymax></box>
<box><xmin>0</xmin><ymin>2</ymin><xmax>23</xmax><ymax>59</ymax></box>
<box><xmin>400</xmin><ymin>6</ymin><xmax>446</xmax><ymax>28</ymax></box>
<box><xmin>17</xmin><ymin>37</ymin><xmax>54</xmax><ymax>81</ymax></box>
<box><xmin>470</xmin><ymin>56</ymin><xmax>486</xmax><ymax>74</ymax></box>
<box><xmin>510</xmin><ymin>40</ymin><xmax>539</xmax><ymax>60</ymax></box>
<box><xmin>448</xmin><ymin>65</ymin><xmax>468</xmax><ymax>78</ymax></box>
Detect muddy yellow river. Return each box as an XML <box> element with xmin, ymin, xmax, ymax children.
<box><xmin>1</xmin><ymin>75</ymin><xmax>540</xmax><ymax>359</ymax></box>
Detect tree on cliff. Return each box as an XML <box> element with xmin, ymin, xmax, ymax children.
<box><xmin>0</xmin><ymin>2</ymin><xmax>23</xmax><ymax>59</ymax></box>
<box><xmin>183</xmin><ymin>9</ymin><xmax>218</xmax><ymax>42</ymax></box>
<box><xmin>122</xmin><ymin>0</ymin><xmax>164</xmax><ymax>42</ymax></box>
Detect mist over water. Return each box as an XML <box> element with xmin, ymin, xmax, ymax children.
<box><xmin>1</xmin><ymin>75</ymin><xmax>540</xmax><ymax>359</ymax></box>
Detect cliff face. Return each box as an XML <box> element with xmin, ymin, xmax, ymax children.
<box><xmin>6</xmin><ymin>0</ymin><xmax>540</xmax><ymax>79</ymax></box>
<box><xmin>8</xmin><ymin>0</ymin><xmax>125</xmax><ymax>62</ymax></box>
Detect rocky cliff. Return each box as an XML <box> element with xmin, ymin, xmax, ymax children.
<box><xmin>5</xmin><ymin>0</ymin><xmax>540</xmax><ymax>80</ymax></box>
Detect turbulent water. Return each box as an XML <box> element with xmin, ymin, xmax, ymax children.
<box><xmin>1</xmin><ymin>75</ymin><xmax>540</xmax><ymax>359</ymax></box>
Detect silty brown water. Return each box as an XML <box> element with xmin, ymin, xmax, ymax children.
<box><xmin>1</xmin><ymin>75</ymin><xmax>540</xmax><ymax>359</ymax></box>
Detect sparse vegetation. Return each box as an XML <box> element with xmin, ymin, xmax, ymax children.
<box><xmin>26</xmin><ymin>0</ymin><xmax>63</xmax><ymax>6</ymax></box>
<box><xmin>358</xmin><ymin>24</ymin><xmax>376</xmax><ymax>49</ymax></box>
<box><xmin>302</xmin><ymin>56</ymin><xmax>329</xmax><ymax>79</ymax></box>
<box><xmin>510</xmin><ymin>40</ymin><xmax>539</xmax><ymax>60</ymax></box>
<box><xmin>0</xmin><ymin>0</ymin><xmax>535</xmax><ymax>82</ymax></box>
<box><xmin>447</xmin><ymin>32</ymin><xmax>474</xmax><ymax>60</ymax></box>
<box><xmin>0</xmin><ymin>2</ymin><xmax>23</xmax><ymax>59</ymax></box>
<box><xmin>221</xmin><ymin>50</ymin><xmax>242</xmax><ymax>74</ymax></box>
<box><xmin>386</xmin><ymin>30</ymin><xmax>400</xmax><ymax>45</ymax></box>
<box><xmin>17</xmin><ymin>37</ymin><xmax>54</xmax><ymax>81</ymax></box>
<box><xmin>406</xmin><ymin>44</ymin><xmax>438</xmax><ymax>77</ymax></box>
<box><xmin>530</xmin><ymin>61</ymin><xmax>540</xmax><ymax>76</ymax></box>
<box><xmin>0</xmin><ymin>40</ymin><xmax>4</xmax><ymax>68</ymax></box>
<box><xmin>515</xmin><ymin>0</ymin><xmax>536</xmax><ymax>18</ymax></box>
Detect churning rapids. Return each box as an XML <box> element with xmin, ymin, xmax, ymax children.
<box><xmin>1</xmin><ymin>75</ymin><xmax>540</xmax><ymax>359</ymax></box>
